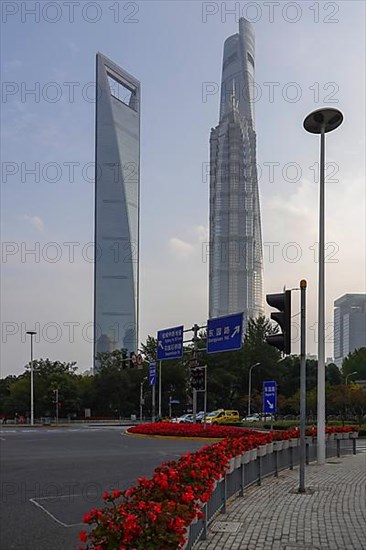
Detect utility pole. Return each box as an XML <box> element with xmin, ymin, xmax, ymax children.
<box><xmin>299</xmin><ymin>279</ymin><xmax>307</xmax><ymax>493</ymax></box>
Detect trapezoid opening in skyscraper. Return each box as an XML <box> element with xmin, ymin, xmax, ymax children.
<box><xmin>93</xmin><ymin>53</ymin><xmax>140</xmax><ymax>372</ymax></box>
<box><xmin>209</xmin><ymin>18</ymin><xmax>264</xmax><ymax>323</ymax></box>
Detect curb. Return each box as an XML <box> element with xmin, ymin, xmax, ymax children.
<box><xmin>125</xmin><ymin>430</ymin><xmax>224</xmax><ymax>442</ymax></box>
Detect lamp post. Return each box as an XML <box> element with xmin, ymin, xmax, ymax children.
<box><xmin>303</xmin><ymin>107</ymin><xmax>343</xmax><ymax>465</ymax></box>
<box><xmin>345</xmin><ymin>371</ymin><xmax>357</xmax><ymax>385</ymax></box>
<box><xmin>26</xmin><ymin>331</ymin><xmax>37</xmax><ymax>425</ymax></box>
<box><xmin>247</xmin><ymin>362</ymin><xmax>260</xmax><ymax>417</ymax></box>
<box><xmin>140</xmin><ymin>376</ymin><xmax>147</xmax><ymax>422</ymax></box>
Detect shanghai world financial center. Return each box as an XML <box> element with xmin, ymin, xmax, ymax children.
<box><xmin>94</xmin><ymin>19</ymin><xmax>263</xmax><ymax>369</ymax></box>
<box><xmin>94</xmin><ymin>53</ymin><xmax>140</xmax><ymax>371</ymax></box>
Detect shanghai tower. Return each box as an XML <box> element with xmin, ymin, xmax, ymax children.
<box><xmin>209</xmin><ymin>18</ymin><xmax>264</xmax><ymax>322</ymax></box>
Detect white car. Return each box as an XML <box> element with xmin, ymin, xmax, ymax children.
<box><xmin>171</xmin><ymin>414</ymin><xmax>194</xmax><ymax>423</ymax></box>
<box><xmin>244</xmin><ymin>414</ymin><xmax>260</xmax><ymax>422</ymax></box>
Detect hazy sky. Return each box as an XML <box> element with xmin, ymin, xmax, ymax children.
<box><xmin>1</xmin><ymin>1</ymin><xmax>365</xmax><ymax>376</ymax></box>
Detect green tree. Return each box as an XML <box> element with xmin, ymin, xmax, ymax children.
<box><xmin>140</xmin><ymin>336</ymin><xmax>157</xmax><ymax>362</ymax></box>
<box><xmin>96</xmin><ymin>348</ymin><xmax>129</xmax><ymax>369</ymax></box>
<box><xmin>326</xmin><ymin>363</ymin><xmax>342</xmax><ymax>385</ymax></box>
<box><xmin>342</xmin><ymin>348</ymin><xmax>366</xmax><ymax>380</ymax></box>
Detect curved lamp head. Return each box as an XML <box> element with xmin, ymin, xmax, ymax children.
<box><xmin>303</xmin><ymin>107</ymin><xmax>343</xmax><ymax>134</ymax></box>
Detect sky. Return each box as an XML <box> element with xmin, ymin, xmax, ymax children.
<box><xmin>1</xmin><ymin>0</ymin><xmax>365</xmax><ymax>376</ymax></box>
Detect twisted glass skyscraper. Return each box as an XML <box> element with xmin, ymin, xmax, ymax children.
<box><xmin>209</xmin><ymin>18</ymin><xmax>264</xmax><ymax>322</ymax></box>
<box><xmin>94</xmin><ymin>53</ymin><xmax>140</xmax><ymax>370</ymax></box>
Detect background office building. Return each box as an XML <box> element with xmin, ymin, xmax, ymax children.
<box><xmin>94</xmin><ymin>53</ymin><xmax>140</xmax><ymax>371</ymax></box>
<box><xmin>209</xmin><ymin>18</ymin><xmax>264</xmax><ymax>322</ymax></box>
<box><xmin>333</xmin><ymin>294</ymin><xmax>366</xmax><ymax>367</ymax></box>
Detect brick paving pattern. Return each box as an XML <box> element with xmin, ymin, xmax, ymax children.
<box><xmin>196</xmin><ymin>452</ymin><xmax>366</xmax><ymax>550</ymax></box>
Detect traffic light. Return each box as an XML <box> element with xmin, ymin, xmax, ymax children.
<box><xmin>266</xmin><ymin>290</ymin><xmax>291</xmax><ymax>354</ymax></box>
<box><xmin>130</xmin><ymin>352</ymin><xmax>137</xmax><ymax>367</ymax></box>
<box><xmin>190</xmin><ymin>367</ymin><xmax>205</xmax><ymax>391</ymax></box>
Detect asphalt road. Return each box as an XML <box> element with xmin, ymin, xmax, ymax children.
<box><xmin>0</xmin><ymin>426</ymin><xmax>206</xmax><ymax>550</ymax></box>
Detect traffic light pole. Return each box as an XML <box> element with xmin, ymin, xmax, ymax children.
<box><xmin>299</xmin><ymin>280</ymin><xmax>307</xmax><ymax>493</ymax></box>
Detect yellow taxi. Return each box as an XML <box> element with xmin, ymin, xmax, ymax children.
<box><xmin>205</xmin><ymin>409</ymin><xmax>240</xmax><ymax>425</ymax></box>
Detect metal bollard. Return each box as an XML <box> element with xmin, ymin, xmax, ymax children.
<box><xmin>257</xmin><ymin>456</ymin><xmax>262</xmax><ymax>486</ymax></box>
<box><xmin>239</xmin><ymin>462</ymin><xmax>245</xmax><ymax>497</ymax></box>
<box><xmin>352</xmin><ymin>438</ymin><xmax>356</xmax><ymax>455</ymax></box>
<box><xmin>274</xmin><ymin>449</ymin><xmax>279</xmax><ymax>477</ymax></box>
<box><xmin>289</xmin><ymin>446</ymin><xmax>293</xmax><ymax>470</ymax></box>
<box><xmin>202</xmin><ymin>503</ymin><xmax>208</xmax><ymax>540</ymax></box>
<box><xmin>221</xmin><ymin>475</ymin><xmax>227</xmax><ymax>514</ymax></box>
<box><xmin>306</xmin><ymin>443</ymin><xmax>309</xmax><ymax>465</ymax></box>
<box><xmin>336</xmin><ymin>438</ymin><xmax>340</xmax><ymax>458</ymax></box>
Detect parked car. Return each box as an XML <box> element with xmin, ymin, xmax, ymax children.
<box><xmin>195</xmin><ymin>411</ymin><xmax>206</xmax><ymax>423</ymax></box>
<box><xmin>171</xmin><ymin>414</ymin><xmax>194</xmax><ymax>423</ymax></box>
<box><xmin>205</xmin><ymin>409</ymin><xmax>240</xmax><ymax>425</ymax></box>
<box><xmin>244</xmin><ymin>414</ymin><xmax>260</xmax><ymax>422</ymax></box>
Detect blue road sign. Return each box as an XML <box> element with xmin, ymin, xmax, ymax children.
<box><xmin>157</xmin><ymin>325</ymin><xmax>184</xmax><ymax>361</ymax></box>
<box><xmin>207</xmin><ymin>312</ymin><xmax>244</xmax><ymax>354</ymax></box>
<box><xmin>263</xmin><ymin>381</ymin><xmax>277</xmax><ymax>414</ymax></box>
<box><xmin>149</xmin><ymin>363</ymin><xmax>156</xmax><ymax>386</ymax></box>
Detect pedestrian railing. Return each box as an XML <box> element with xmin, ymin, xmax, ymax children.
<box><xmin>186</xmin><ymin>435</ymin><xmax>357</xmax><ymax>549</ymax></box>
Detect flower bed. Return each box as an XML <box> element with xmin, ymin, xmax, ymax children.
<box><xmin>128</xmin><ymin>422</ymin><xmax>256</xmax><ymax>439</ymax></box>
<box><xmin>79</xmin><ymin>428</ymin><xmax>272</xmax><ymax>549</ymax></box>
<box><xmin>306</xmin><ymin>425</ymin><xmax>357</xmax><ymax>437</ymax></box>
<box><xmin>79</xmin><ymin>425</ymin><xmax>357</xmax><ymax>550</ymax></box>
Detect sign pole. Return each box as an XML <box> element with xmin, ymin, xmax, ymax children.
<box><xmin>299</xmin><ymin>279</ymin><xmax>307</xmax><ymax>493</ymax></box>
<box><xmin>158</xmin><ymin>361</ymin><xmax>162</xmax><ymax>418</ymax></box>
<box><xmin>192</xmin><ymin>324</ymin><xmax>199</xmax><ymax>423</ymax></box>
<box><xmin>203</xmin><ymin>366</ymin><xmax>207</xmax><ymax>426</ymax></box>
<box><xmin>152</xmin><ymin>384</ymin><xmax>156</xmax><ymax>422</ymax></box>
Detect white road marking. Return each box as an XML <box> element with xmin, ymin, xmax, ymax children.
<box><xmin>29</xmin><ymin>498</ymin><xmax>84</xmax><ymax>527</ymax></box>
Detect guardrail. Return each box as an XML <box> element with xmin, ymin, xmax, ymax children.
<box><xmin>186</xmin><ymin>435</ymin><xmax>357</xmax><ymax>549</ymax></box>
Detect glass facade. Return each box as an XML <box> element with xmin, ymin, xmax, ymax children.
<box><xmin>209</xmin><ymin>18</ymin><xmax>264</xmax><ymax>323</ymax></box>
<box><xmin>334</xmin><ymin>294</ymin><xmax>366</xmax><ymax>366</ymax></box>
<box><xmin>94</xmin><ymin>53</ymin><xmax>140</xmax><ymax>371</ymax></box>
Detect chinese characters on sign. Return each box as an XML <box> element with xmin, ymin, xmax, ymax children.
<box><xmin>206</xmin><ymin>312</ymin><xmax>244</xmax><ymax>353</ymax></box>
<box><xmin>157</xmin><ymin>326</ymin><xmax>184</xmax><ymax>361</ymax></box>
<box><xmin>263</xmin><ymin>381</ymin><xmax>277</xmax><ymax>414</ymax></box>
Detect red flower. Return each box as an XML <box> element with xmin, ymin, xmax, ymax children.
<box><xmin>79</xmin><ymin>531</ymin><xmax>88</xmax><ymax>542</ymax></box>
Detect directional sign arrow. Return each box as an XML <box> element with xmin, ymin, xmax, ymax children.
<box><xmin>231</xmin><ymin>326</ymin><xmax>240</xmax><ymax>338</ymax></box>
<box><xmin>158</xmin><ymin>341</ymin><xmax>164</xmax><ymax>349</ymax></box>
<box><xmin>266</xmin><ymin>400</ymin><xmax>274</xmax><ymax>409</ymax></box>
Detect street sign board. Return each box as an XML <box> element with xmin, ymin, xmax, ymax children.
<box><xmin>157</xmin><ymin>325</ymin><xmax>184</xmax><ymax>361</ymax></box>
<box><xmin>263</xmin><ymin>381</ymin><xmax>277</xmax><ymax>414</ymax></box>
<box><xmin>149</xmin><ymin>363</ymin><xmax>156</xmax><ymax>386</ymax></box>
<box><xmin>207</xmin><ymin>312</ymin><xmax>244</xmax><ymax>354</ymax></box>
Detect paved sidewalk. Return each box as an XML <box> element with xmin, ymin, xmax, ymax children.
<box><xmin>196</xmin><ymin>452</ymin><xmax>366</xmax><ymax>550</ymax></box>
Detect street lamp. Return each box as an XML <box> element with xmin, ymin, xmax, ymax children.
<box><xmin>247</xmin><ymin>362</ymin><xmax>260</xmax><ymax>417</ymax></box>
<box><xmin>345</xmin><ymin>371</ymin><xmax>357</xmax><ymax>385</ymax></box>
<box><xmin>26</xmin><ymin>331</ymin><xmax>37</xmax><ymax>426</ymax></box>
<box><xmin>140</xmin><ymin>376</ymin><xmax>147</xmax><ymax>422</ymax></box>
<box><xmin>303</xmin><ymin>107</ymin><xmax>343</xmax><ymax>465</ymax></box>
